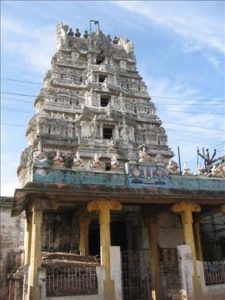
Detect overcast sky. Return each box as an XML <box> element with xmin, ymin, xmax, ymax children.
<box><xmin>1</xmin><ymin>1</ymin><xmax>225</xmax><ymax>196</ymax></box>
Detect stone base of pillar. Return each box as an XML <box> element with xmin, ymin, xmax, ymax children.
<box><xmin>103</xmin><ymin>279</ymin><xmax>115</xmax><ymax>300</ymax></box>
<box><xmin>193</xmin><ymin>275</ymin><xmax>202</xmax><ymax>299</ymax></box>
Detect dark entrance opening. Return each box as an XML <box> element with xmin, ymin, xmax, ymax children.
<box><xmin>111</xmin><ymin>220</ymin><xmax>127</xmax><ymax>251</ymax></box>
<box><xmin>100</xmin><ymin>95</ymin><xmax>110</xmax><ymax>107</ymax></box>
<box><xmin>103</xmin><ymin>127</ymin><xmax>113</xmax><ymax>139</ymax></box>
<box><xmin>96</xmin><ymin>52</ymin><xmax>105</xmax><ymax>65</ymax></box>
<box><xmin>99</xmin><ymin>74</ymin><xmax>107</xmax><ymax>83</ymax></box>
<box><xmin>89</xmin><ymin>220</ymin><xmax>100</xmax><ymax>256</ymax></box>
<box><xmin>105</xmin><ymin>162</ymin><xmax>111</xmax><ymax>171</ymax></box>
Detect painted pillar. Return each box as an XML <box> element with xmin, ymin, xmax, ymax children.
<box><xmin>171</xmin><ymin>201</ymin><xmax>201</xmax><ymax>299</ymax></box>
<box><xmin>145</xmin><ymin>217</ymin><xmax>161</xmax><ymax>300</ymax></box>
<box><xmin>193</xmin><ymin>222</ymin><xmax>203</xmax><ymax>261</ymax></box>
<box><xmin>24</xmin><ymin>213</ymin><xmax>32</xmax><ymax>265</ymax></box>
<box><xmin>79</xmin><ymin>216</ymin><xmax>91</xmax><ymax>256</ymax></box>
<box><xmin>87</xmin><ymin>200</ymin><xmax>122</xmax><ymax>300</ymax></box>
<box><xmin>27</xmin><ymin>201</ymin><xmax>43</xmax><ymax>300</ymax></box>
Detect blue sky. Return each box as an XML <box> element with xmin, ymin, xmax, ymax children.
<box><xmin>1</xmin><ymin>1</ymin><xmax>225</xmax><ymax>196</ymax></box>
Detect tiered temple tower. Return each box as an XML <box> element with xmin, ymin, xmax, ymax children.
<box><xmin>18</xmin><ymin>23</ymin><xmax>173</xmax><ymax>184</ymax></box>
<box><xmin>11</xmin><ymin>23</ymin><xmax>225</xmax><ymax>300</ymax></box>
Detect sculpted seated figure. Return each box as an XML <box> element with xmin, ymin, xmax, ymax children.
<box><xmin>182</xmin><ymin>161</ymin><xmax>192</xmax><ymax>176</ymax></box>
<box><xmin>167</xmin><ymin>159</ymin><xmax>180</xmax><ymax>175</ymax></box>
<box><xmin>111</xmin><ymin>154</ymin><xmax>120</xmax><ymax>170</ymax></box>
<box><xmin>73</xmin><ymin>151</ymin><xmax>84</xmax><ymax>168</ymax></box>
<box><xmin>53</xmin><ymin>150</ymin><xmax>65</xmax><ymax>167</ymax></box>
<box><xmin>91</xmin><ymin>153</ymin><xmax>102</xmax><ymax>169</ymax></box>
<box><xmin>154</xmin><ymin>153</ymin><xmax>165</xmax><ymax>165</ymax></box>
<box><xmin>33</xmin><ymin>142</ymin><xmax>48</xmax><ymax>163</ymax></box>
<box><xmin>196</xmin><ymin>163</ymin><xmax>205</xmax><ymax>176</ymax></box>
<box><xmin>138</xmin><ymin>146</ymin><xmax>150</xmax><ymax>163</ymax></box>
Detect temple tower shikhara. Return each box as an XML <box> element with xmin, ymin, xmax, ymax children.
<box><xmin>18</xmin><ymin>23</ymin><xmax>173</xmax><ymax>185</ymax></box>
<box><xmin>11</xmin><ymin>23</ymin><xmax>225</xmax><ymax>300</ymax></box>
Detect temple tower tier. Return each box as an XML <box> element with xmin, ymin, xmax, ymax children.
<box><xmin>18</xmin><ymin>23</ymin><xmax>173</xmax><ymax>184</ymax></box>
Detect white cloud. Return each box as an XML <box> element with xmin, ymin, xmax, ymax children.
<box><xmin>114</xmin><ymin>1</ymin><xmax>225</xmax><ymax>66</ymax></box>
<box><xmin>142</xmin><ymin>75</ymin><xmax>225</xmax><ymax>172</ymax></box>
<box><xmin>1</xmin><ymin>16</ymin><xmax>56</xmax><ymax>74</ymax></box>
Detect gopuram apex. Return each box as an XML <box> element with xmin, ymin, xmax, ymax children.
<box><xmin>10</xmin><ymin>23</ymin><xmax>225</xmax><ymax>300</ymax></box>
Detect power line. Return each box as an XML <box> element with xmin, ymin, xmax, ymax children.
<box><xmin>1</xmin><ymin>122</ymin><xmax>222</xmax><ymax>145</ymax></box>
<box><xmin>1</xmin><ymin>77</ymin><xmax>42</xmax><ymax>85</ymax></box>
<box><xmin>164</xmin><ymin>122</ymin><xmax>225</xmax><ymax>132</ymax></box>
<box><xmin>1</xmin><ymin>97</ymin><xmax>224</xmax><ymax>116</ymax></box>
<box><xmin>1</xmin><ymin>91</ymin><xmax>36</xmax><ymax>97</ymax></box>
<box><xmin>152</xmin><ymin>95</ymin><xmax>225</xmax><ymax>102</ymax></box>
<box><xmin>1</xmin><ymin>77</ymin><xmax>224</xmax><ymax>102</ymax></box>
<box><xmin>1</xmin><ymin>105</ymin><xmax>224</xmax><ymax>132</ymax></box>
<box><xmin>208</xmin><ymin>141</ymin><xmax>225</xmax><ymax>150</ymax></box>
<box><xmin>1</xmin><ymin>122</ymin><xmax>26</xmax><ymax>127</ymax></box>
<box><xmin>1</xmin><ymin>96</ymin><xmax>34</xmax><ymax>103</ymax></box>
<box><xmin>158</xmin><ymin>109</ymin><xmax>224</xmax><ymax>116</ymax></box>
<box><xmin>155</xmin><ymin>102</ymin><xmax>225</xmax><ymax>106</ymax></box>
<box><xmin>1</xmin><ymin>107</ymin><xmax>33</xmax><ymax>114</ymax></box>
<box><xmin>1</xmin><ymin>92</ymin><xmax>37</xmax><ymax>97</ymax></box>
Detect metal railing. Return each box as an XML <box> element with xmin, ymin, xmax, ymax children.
<box><xmin>203</xmin><ymin>261</ymin><xmax>225</xmax><ymax>285</ymax></box>
<box><xmin>46</xmin><ymin>266</ymin><xmax>98</xmax><ymax>297</ymax></box>
<box><xmin>121</xmin><ymin>249</ymin><xmax>151</xmax><ymax>300</ymax></box>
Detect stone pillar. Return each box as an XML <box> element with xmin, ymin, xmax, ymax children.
<box><xmin>27</xmin><ymin>201</ymin><xmax>43</xmax><ymax>300</ymax></box>
<box><xmin>24</xmin><ymin>213</ymin><xmax>32</xmax><ymax>265</ymax></box>
<box><xmin>171</xmin><ymin>201</ymin><xmax>201</xmax><ymax>299</ymax></box>
<box><xmin>87</xmin><ymin>200</ymin><xmax>122</xmax><ymax>300</ymax></box>
<box><xmin>193</xmin><ymin>222</ymin><xmax>203</xmax><ymax>261</ymax></box>
<box><xmin>145</xmin><ymin>217</ymin><xmax>161</xmax><ymax>300</ymax></box>
<box><xmin>79</xmin><ymin>216</ymin><xmax>91</xmax><ymax>256</ymax></box>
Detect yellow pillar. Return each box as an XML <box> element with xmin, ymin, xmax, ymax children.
<box><xmin>171</xmin><ymin>201</ymin><xmax>201</xmax><ymax>299</ymax></box>
<box><xmin>221</xmin><ymin>205</ymin><xmax>225</xmax><ymax>214</ymax></box>
<box><xmin>24</xmin><ymin>213</ymin><xmax>32</xmax><ymax>265</ymax></box>
<box><xmin>193</xmin><ymin>222</ymin><xmax>203</xmax><ymax>261</ymax></box>
<box><xmin>145</xmin><ymin>217</ymin><xmax>161</xmax><ymax>300</ymax></box>
<box><xmin>79</xmin><ymin>216</ymin><xmax>91</xmax><ymax>256</ymax></box>
<box><xmin>28</xmin><ymin>201</ymin><xmax>43</xmax><ymax>300</ymax></box>
<box><xmin>87</xmin><ymin>200</ymin><xmax>122</xmax><ymax>300</ymax></box>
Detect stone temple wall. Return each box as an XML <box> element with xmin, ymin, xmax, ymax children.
<box><xmin>0</xmin><ymin>197</ymin><xmax>24</xmax><ymax>299</ymax></box>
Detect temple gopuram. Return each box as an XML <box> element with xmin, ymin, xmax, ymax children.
<box><xmin>10</xmin><ymin>22</ymin><xmax>225</xmax><ymax>300</ymax></box>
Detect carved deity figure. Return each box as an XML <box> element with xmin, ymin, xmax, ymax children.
<box><xmin>182</xmin><ymin>161</ymin><xmax>192</xmax><ymax>176</ymax></box>
<box><xmin>73</xmin><ymin>151</ymin><xmax>84</xmax><ymax>168</ymax></box>
<box><xmin>196</xmin><ymin>163</ymin><xmax>205</xmax><ymax>176</ymax></box>
<box><xmin>56</xmin><ymin>23</ymin><xmax>69</xmax><ymax>50</ymax></box>
<box><xmin>217</xmin><ymin>161</ymin><xmax>225</xmax><ymax>178</ymax></box>
<box><xmin>75</xmin><ymin>114</ymin><xmax>82</xmax><ymax>143</ymax></box>
<box><xmin>53</xmin><ymin>150</ymin><xmax>65</xmax><ymax>167</ymax></box>
<box><xmin>127</xmin><ymin>150</ymin><xmax>137</xmax><ymax>163</ymax></box>
<box><xmin>210</xmin><ymin>162</ymin><xmax>225</xmax><ymax>178</ymax></box>
<box><xmin>138</xmin><ymin>146</ymin><xmax>150</xmax><ymax>163</ymax></box>
<box><xmin>107</xmin><ymin>139</ymin><xmax>115</xmax><ymax>152</ymax></box>
<box><xmin>91</xmin><ymin>153</ymin><xmax>102</xmax><ymax>169</ymax></box>
<box><xmin>211</xmin><ymin>165</ymin><xmax>219</xmax><ymax>177</ymax></box>
<box><xmin>155</xmin><ymin>153</ymin><xmax>165</xmax><ymax>165</ymax></box>
<box><xmin>120</xmin><ymin>119</ymin><xmax>129</xmax><ymax>142</ymax></box>
<box><xmin>111</xmin><ymin>154</ymin><xmax>120</xmax><ymax>170</ymax></box>
<box><xmin>33</xmin><ymin>141</ymin><xmax>48</xmax><ymax>163</ymax></box>
<box><xmin>167</xmin><ymin>159</ymin><xmax>179</xmax><ymax>175</ymax></box>
<box><xmin>88</xmin><ymin>115</ymin><xmax>99</xmax><ymax>138</ymax></box>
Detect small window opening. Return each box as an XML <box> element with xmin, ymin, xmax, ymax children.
<box><xmin>105</xmin><ymin>162</ymin><xmax>111</xmax><ymax>171</ymax></box>
<box><xmin>100</xmin><ymin>95</ymin><xmax>110</xmax><ymax>107</ymax></box>
<box><xmin>103</xmin><ymin>127</ymin><xmax>113</xmax><ymax>139</ymax></box>
<box><xmin>99</xmin><ymin>74</ymin><xmax>107</xmax><ymax>83</ymax></box>
<box><xmin>96</xmin><ymin>52</ymin><xmax>105</xmax><ymax>65</ymax></box>
<box><xmin>55</xmin><ymin>99</ymin><xmax>57</xmax><ymax>102</ymax></box>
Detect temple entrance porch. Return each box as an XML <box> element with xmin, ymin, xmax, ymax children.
<box><xmin>11</xmin><ymin>178</ymin><xmax>225</xmax><ymax>300</ymax></box>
